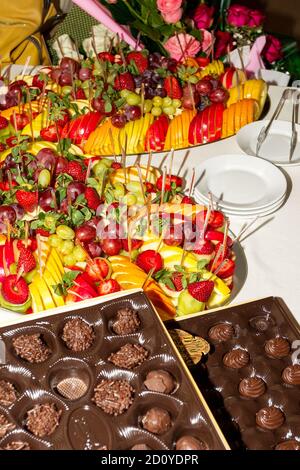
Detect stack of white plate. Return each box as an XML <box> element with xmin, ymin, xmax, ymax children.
<box><xmin>194</xmin><ymin>154</ymin><xmax>288</xmax><ymax>218</ymax></box>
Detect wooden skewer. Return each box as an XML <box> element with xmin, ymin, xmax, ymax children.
<box><xmin>37</xmin><ymin>234</ymin><xmax>43</xmax><ymax>277</ymax></box>
<box><xmin>221</xmin><ymin>219</ymin><xmax>229</xmax><ymax>261</ymax></box>
<box><xmin>121</xmin><ymin>134</ymin><xmax>127</xmax><ymax>186</ymax></box>
<box><xmin>214</xmin><ymin>258</ymin><xmax>228</xmax><ymax>276</ymax></box>
<box><xmin>16</xmin><ymin>266</ymin><xmax>24</xmax><ymax>283</ymax></box>
<box><xmin>24</xmin><ymin>221</ymin><xmax>29</xmax><ymax>248</ymax></box>
<box><xmin>180</xmin><ymin>248</ymin><xmax>187</xmax><ymax>267</ymax></box>
<box><xmin>187</xmin><ymin>81</ymin><xmax>196</xmax><ymax>113</ymax></box>
<box><xmin>5</xmin><ymin>220</ymin><xmax>11</xmax><ymax>242</ymax></box>
<box><xmin>189</xmin><ymin>168</ymin><xmax>196</xmax><ymax>198</ymax></box>
<box><xmin>211</xmin><ymin>243</ymin><xmax>223</xmax><ymax>273</ymax></box>
<box><xmin>21</xmin><ymin>56</ymin><xmax>31</xmax><ymax>79</ymax></box>
<box><xmin>26</xmin><ymin>89</ymin><xmax>34</xmax><ymax>142</ymax></box>
<box><xmin>146</xmin><ymin>150</ymin><xmax>152</xmax><ymax>182</ymax></box>
<box><xmin>140</xmin><ymin>83</ymin><xmax>145</xmax><ymax>115</ymax></box>
<box><xmin>136</xmin><ymin>164</ymin><xmax>146</xmax><ymax>204</ymax></box>
<box><xmin>160</xmin><ymin>166</ymin><xmax>167</xmax><ymax>206</ymax></box>
<box><xmin>142</xmin><ymin>266</ymin><xmax>156</xmax><ymax>290</ymax></box>
<box><xmin>233</xmin><ymin>217</ymin><xmax>259</xmax><ymax>243</ymax></box>
<box><xmin>202</xmin><ymin>204</ymin><xmax>211</xmax><ymax>239</ymax></box>
<box><xmin>169</xmin><ymin>148</ymin><xmax>174</xmax><ymax>179</ymax></box>
<box><xmin>108</xmin><ymin>128</ymin><xmax>117</xmax><ymax>161</ymax></box>
<box><xmin>146</xmin><ymin>194</ymin><xmax>152</xmax><ymax>231</ymax></box>
<box><xmin>85</xmin><ymin>158</ymin><xmax>93</xmax><ymax>183</ymax></box>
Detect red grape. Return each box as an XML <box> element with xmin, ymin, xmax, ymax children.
<box><xmin>124</xmin><ymin>105</ymin><xmax>141</xmax><ymax>121</ymax></box>
<box><xmin>209</xmin><ymin>88</ymin><xmax>229</xmax><ymax>104</ymax></box>
<box><xmin>75</xmin><ymin>224</ymin><xmax>96</xmax><ymax>242</ymax></box>
<box><xmin>36</xmin><ymin>148</ymin><xmax>57</xmax><ymax>171</ymax></box>
<box><xmin>196</xmin><ymin>80</ymin><xmax>213</xmax><ymax>96</ymax></box>
<box><xmin>84</xmin><ymin>241</ymin><xmax>102</xmax><ymax>258</ymax></box>
<box><xmin>39</xmin><ymin>189</ymin><xmax>56</xmax><ymax>212</ymax></box>
<box><xmin>78</xmin><ymin>67</ymin><xmax>92</xmax><ymax>81</ymax></box>
<box><xmin>100</xmin><ymin>238</ymin><xmax>122</xmax><ymax>256</ymax></box>
<box><xmin>67</xmin><ymin>182</ymin><xmax>86</xmax><ymax>202</ymax></box>
<box><xmin>111</xmin><ymin>113</ymin><xmax>127</xmax><ymax>128</ymax></box>
<box><xmin>0</xmin><ymin>206</ymin><xmax>16</xmax><ymax>224</ymax></box>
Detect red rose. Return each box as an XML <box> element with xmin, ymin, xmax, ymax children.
<box><xmin>248</xmin><ymin>9</ymin><xmax>265</xmax><ymax>28</ymax></box>
<box><xmin>194</xmin><ymin>4</ymin><xmax>214</xmax><ymax>30</ymax></box>
<box><xmin>215</xmin><ymin>31</ymin><xmax>233</xmax><ymax>59</ymax></box>
<box><xmin>263</xmin><ymin>35</ymin><xmax>283</xmax><ymax>63</ymax></box>
<box><xmin>227</xmin><ymin>4</ymin><xmax>250</xmax><ymax>28</ymax></box>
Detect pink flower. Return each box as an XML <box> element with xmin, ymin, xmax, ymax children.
<box><xmin>263</xmin><ymin>35</ymin><xmax>283</xmax><ymax>63</ymax></box>
<box><xmin>157</xmin><ymin>0</ymin><xmax>182</xmax><ymax>14</ymax></box>
<box><xmin>193</xmin><ymin>4</ymin><xmax>214</xmax><ymax>30</ymax></box>
<box><xmin>162</xmin><ymin>8</ymin><xmax>183</xmax><ymax>24</ymax></box>
<box><xmin>201</xmin><ymin>30</ymin><xmax>213</xmax><ymax>54</ymax></box>
<box><xmin>248</xmin><ymin>9</ymin><xmax>265</xmax><ymax>28</ymax></box>
<box><xmin>164</xmin><ymin>33</ymin><xmax>201</xmax><ymax>61</ymax></box>
<box><xmin>214</xmin><ymin>31</ymin><xmax>233</xmax><ymax>59</ymax></box>
<box><xmin>227</xmin><ymin>4</ymin><xmax>250</xmax><ymax>28</ymax></box>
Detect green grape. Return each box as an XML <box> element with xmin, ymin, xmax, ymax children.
<box><xmin>73</xmin><ymin>79</ymin><xmax>82</xmax><ymax>88</ymax></box>
<box><xmin>61</xmin><ymin>86</ymin><xmax>72</xmax><ymax>96</ymax></box>
<box><xmin>60</xmin><ymin>240</ymin><xmax>75</xmax><ymax>255</ymax></box>
<box><xmin>38</xmin><ymin>169</ymin><xmax>51</xmax><ymax>188</ymax></box>
<box><xmin>113</xmin><ymin>182</ymin><xmax>125</xmax><ymax>198</ymax></box>
<box><xmin>63</xmin><ymin>254</ymin><xmax>77</xmax><ymax>267</ymax></box>
<box><xmin>163</xmin><ymin>105</ymin><xmax>176</xmax><ymax>116</ymax></box>
<box><xmin>143</xmin><ymin>99</ymin><xmax>153</xmax><ymax>113</ymax></box>
<box><xmin>73</xmin><ymin>246</ymin><xmax>87</xmax><ymax>262</ymax></box>
<box><xmin>126</xmin><ymin>93</ymin><xmax>141</xmax><ymax>106</ymax></box>
<box><xmin>151</xmin><ymin>106</ymin><xmax>162</xmax><ymax>117</ymax></box>
<box><xmin>101</xmin><ymin>158</ymin><xmax>113</xmax><ymax>168</ymax></box>
<box><xmin>48</xmin><ymin>234</ymin><xmax>62</xmax><ymax>249</ymax></box>
<box><xmin>126</xmin><ymin>182</ymin><xmax>142</xmax><ymax>193</ymax></box>
<box><xmin>162</xmin><ymin>97</ymin><xmax>173</xmax><ymax>107</ymax></box>
<box><xmin>44</xmin><ymin>215</ymin><xmax>56</xmax><ymax>230</ymax></box>
<box><xmin>120</xmin><ymin>89</ymin><xmax>131</xmax><ymax>98</ymax></box>
<box><xmin>153</xmin><ymin>96</ymin><xmax>163</xmax><ymax>107</ymax></box>
<box><xmin>122</xmin><ymin>193</ymin><xmax>137</xmax><ymax>206</ymax></box>
<box><xmin>93</xmin><ymin>161</ymin><xmax>108</xmax><ymax>177</ymax></box>
<box><xmin>56</xmin><ymin>225</ymin><xmax>75</xmax><ymax>240</ymax></box>
<box><xmin>81</xmin><ymin>80</ymin><xmax>91</xmax><ymax>90</ymax></box>
<box><xmin>172</xmin><ymin>99</ymin><xmax>182</xmax><ymax>109</ymax></box>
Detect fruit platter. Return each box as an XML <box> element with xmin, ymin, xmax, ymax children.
<box><xmin>0</xmin><ymin>49</ymin><xmax>268</xmax><ymax>157</ymax></box>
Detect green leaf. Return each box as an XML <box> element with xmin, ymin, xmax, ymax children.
<box><xmin>197</xmin><ymin>259</ymin><xmax>209</xmax><ymax>270</ymax></box>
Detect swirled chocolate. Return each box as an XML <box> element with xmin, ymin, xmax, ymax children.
<box><xmin>282</xmin><ymin>364</ymin><xmax>300</xmax><ymax>385</ymax></box>
<box><xmin>275</xmin><ymin>440</ymin><xmax>300</xmax><ymax>450</ymax></box>
<box><xmin>256</xmin><ymin>406</ymin><xmax>285</xmax><ymax>430</ymax></box>
<box><xmin>208</xmin><ymin>323</ymin><xmax>235</xmax><ymax>342</ymax></box>
<box><xmin>223</xmin><ymin>349</ymin><xmax>250</xmax><ymax>369</ymax></box>
<box><xmin>238</xmin><ymin>377</ymin><xmax>266</xmax><ymax>398</ymax></box>
<box><xmin>264</xmin><ymin>337</ymin><xmax>290</xmax><ymax>359</ymax></box>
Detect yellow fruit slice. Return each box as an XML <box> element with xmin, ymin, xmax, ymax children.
<box><xmin>45</xmin><ymin>257</ymin><xmax>61</xmax><ymax>283</ymax></box>
<box><xmin>43</xmin><ymin>269</ymin><xmax>65</xmax><ymax>308</ymax></box>
<box><xmin>50</xmin><ymin>248</ymin><xmax>64</xmax><ymax>275</ymax></box>
<box><xmin>29</xmin><ymin>284</ymin><xmax>44</xmax><ymax>313</ymax></box>
<box><xmin>234</xmin><ymin>101</ymin><xmax>242</xmax><ymax>134</ymax></box>
<box><xmin>222</xmin><ymin>109</ymin><xmax>228</xmax><ymax>138</ymax></box>
<box><xmin>22</xmin><ymin>111</ymin><xmax>48</xmax><ymax>138</ymax></box>
<box><xmin>227</xmin><ymin>103</ymin><xmax>236</xmax><ymax>137</ymax></box>
<box><xmin>32</xmin><ymin>275</ymin><xmax>56</xmax><ymax>310</ymax></box>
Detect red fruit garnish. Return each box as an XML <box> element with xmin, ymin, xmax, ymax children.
<box><xmin>205</xmin><ymin>230</ymin><xmax>233</xmax><ymax>247</ymax></box>
<box><xmin>121</xmin><ymin>238</ymin><xmax>143</xmax><ymax>252</ymax></box>
<box><xmin>196</xmin><ymin>57</ymin><xmax>210</xmax><ymax>69</ymax></box>
<box><xmin>212</xmin><ymin>258</ymin><xmax>235</xmax><ymax>279</ymax></box>
<box><xmin>6</xmin><ymin>136</ymin><xmax>19</xmax><ymax>148</ymax></box>
<box><xmin>17</xmin><ymin>238</ymin><xmax>37</xmax><ymax>252</ymax></box>
<box><xmin>182</xmin><ymin>196</ymin><xmax>195</xmax><ymax>204</ymax></box>
<box><xmin>145</xmin><ymin>182</ymin><xmax>155</xmax><ymax>193</ymax></box>
<box><xmin>213</xmin><ymin>242</ymin><xmax>231</xmax><ymax>261</ymax></box>
<box><xmin>15</xmin><ymin>190</ymin><xmax>38</xmax><ymax>213</ymax></box>
<box><xmin>163</xmin><ymin>76</ymin><xmax>182</xmax><ymax>100</ymax></box>
<box><xmin>164</xmin><ymin>226</ymin><xmax>184</xmax><ymax>247</ymax></box>
<box><xmin>136</xmin><ymin>250</ymin><xmax>163</xmax><ymax>274</ymax></box>
<box><xmin>156</xmin><ymin>175</ymin><xmax>183</xmax><ymax>191</ymax></box>
<box><xmin>97</xmin><ymin>279</ymin><xmax>121</xmax><ymax>296</ymax></box>
<box><xmin>114</xmin><ymin>72</ymin><xmax>135</xmax><ymax>91</ymax></box>
<box><xmin>98</xmin><ymin>52</ymin><xmax>115</xmax><ymax>63</ymax></box>
<box><xmin>84</xmin><ymin>187</ymin><xmax>101</xmax><ymax>211</ymax></box>
<box><xmin>86</xmin><ymin>257</ymin><xmax>111</xmax><ymax>282</ymax></box>
<box><xmin>100</xmin><ymin>238</ymin><xmax>122</xmax><ymax>257</ymax></box>
<box><xmin>208</xmin><ymin>211</ymin><xmax>225</xmax><ymax>229</ymax></box>
<box><xmin>0</xmin><ymin>143</ymin><xmax>6</xmax><ymax>152</ymax></box>
<box><xmin>188</xmin><ymin>280</ymin><xmax>214</xmax><ymax>303</ymax></box>
<box><xmin>35</xmin><ymin>228</ymin><xmax>50</xmax><ymax>237</ymax></box>
<box><xmin>55</xmin><ymin>110</ymin><xmax>70</xmax><ymax>128</ymax></box>
<box><xmin>32</xmin><ymin>74</ymin><xmax>46</xmax><ymax>89</ymax></box>
<box><xmin>67</xmin><ymin>161</ymin><xmax>87</xmax><ymax>182</ymax></box>
<box><xmin>111</xmin><ymin>162</ymin><xmax>122</xmax><ymax>170</ymax></box>
<box><xmin>127</xmin><ymin>51</ymin><xmax>149</xmax><ymax>74</ymax></box>
<box><xmin>40</xmin><ymin>124</ymin><xmax>63</xmax><ymax>142</ymax></box>
<box><xmin>193</xmin><ymin>240</ymin><xmax>214</xmax><ymax>256</ymax></box>
<box><xmin>75</xmin><ymin>88</ymin><xmax>86</xmax><ymax>100</ymax></box>
<box><xmin>17</xmin><ymin>247</ymin><xmax>36</xmax><ymax>274</ymax></box>
<box><xmin>0</xmin><ymin>116</ymin><xmax>8</xmax><ymax>130</ymax></box>
<box><xmin>9</xmin><ymin>113</ymin><xmax>29</xmax><ymax>131</ymax></box>
<box><xmin>1</xmin><ymin>275</ymin><xmax>29</xmax><ymax>305</ymax></box>
<box><xmin>172</xmin><ymin>272</ymin><xmax>184</xmax><ymax>292</ymax></box>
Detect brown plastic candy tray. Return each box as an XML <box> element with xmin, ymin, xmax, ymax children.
<box><xmin>167</xmin><ymin>297</ymin><xmax>300</xmax><ymax>450</ymax></box>
<box><xmin>0</xmin><ymin>291</ymin><xmax>228</xmax><ymax>450</ymax></box>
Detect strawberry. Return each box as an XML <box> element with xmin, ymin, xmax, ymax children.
<box><xmin>40</xmin><ymin>124</ymin><xmax>63</xmax><ymax>142</ymax></box>
<box><xmin>114</xmin><ymin>72</ymin><xmax>135</xmax><ymax>91</ymax></box>
<box><xmin>122</xmin><ymin>238</ymin><xmax>143</xmax><ymax>252</ymax></box>
<box><xmin>136</xmin><ymin>250</ymin><xmax>163</xmax><ymax>274</ymax></box>
<box><xmin>172</xmin><ymin>272</ymin><xmax>184</xmax><ymax>291</ymax></box>
<box><xmin>213</xmin><ymin>242</ymin><xmax>231</xmax><ymax>261</ymax></box>
<box><xmin>208</xmin><ymin>211</ymin><xmax>225</xmax><ymax>230</ymax></box>
<box><xmin>111</xmin><ymin>162</ymin><xmax>122</xmax><ymax>170</ymax></box>
<box><xmin>212</xmin><ymin>258</ymin><xmax>235</xmax><ymax>279</ymax></box>
<box><xmin>17</xmin><ymin>238</ymin><xmax>37</xmax><ymax>252</ymax></box>
<box><xmin>35</xmin><ymin>228</ymin><xmax>50</xmax><ymax>237</ymax></box>
<box><xmin>164</xmin><ymin>76</ymin><xmax>182</xmax><ymax>99</ymax></box>
<box><xmin>182</xmin><ymin>196</ymin><xmax>195</xmax><ymax>204</ymax></box>
<box><xmin>32</xmin><ymin>74</ymin><xmax>46</xmax><ymax>89</ymax></box>
<box><xmin>188</xmin><ymin>280</ymin><xmax>214</xmax><ymax>303</ymax></box>
<box><xmin>17</xmin><ymin>247</ymin><xmax>36</xmax><ymax>273</ymax></box>
<box><xmin>127</xmin><ymin>52</ymin><xmax>149</xmax><ymax>74</ymax></box>
<box><xmin>67</xmin><ymin>161</ymin><xmax>87</xmax><ymax>182</ymax></box>
<box><xmin>0</xmin><ymin>143</ymin><xmax>6</xmax><ymax>152</ymax></box>
<box><xmin>98</xmin><ymin>52</ymin><xmax>115</xmax><ymax>63</ymax></box>
<box><xmin>9</xmin><ymin>113</ymin><xmax>29</xmax><ymax>131</ymax></box>
<box><xmin>85</xmin><ymin>187</ymin><xmax>102</xmax><ymax>211</ymax></box>
<box><xmin>15</xmin><ymin>190</ymin><xmax>38</xmax><ymax>213</ymax></box>
<box><xmin>75</xmin><ymin>88</ymin><xmax>86</xmax><ymax>100</ymax></box>
<box><xmin>6</xmin><ymin>136</ymin><xmax>19</xmax><ymax>148</ymax></box>
<box><xmin>193</xmin><ymin>240</ymin><xmax>214</xmax><ymax>256</ymax></box>
<box><xmin>156</xmin><ymin>175</ymin><xmax>183</xmax><ymax>191</ymax></box>
<box><xmin>97</xmin><ymin>279</ymin><xmax>121</xmax><ymax>296</ymax></box>
<box><xmin>0</xmin><ymin>116</ymin><xmax>8</xmax><ymax>130</ymax></box>
<box><xmin>205</xmin><ymin>230</ymin><xmax>233</xmax><ymax>247</ymax></box>
<box><xmin>1</xmin><ymin>275</ymin><xmax>29</xmax><ymax>305</ymax></box>
<box><xmin>145</xmin><ymin>182</ymin><xmax>155</xmax><ymax>194</ymax></box>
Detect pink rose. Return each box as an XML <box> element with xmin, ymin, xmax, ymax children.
<box><xmin>193</xmin><ymin>4</ymin><xmax>214</xmax><ymax>30</ymax></box>
<box><xmin>164</xmin><ymin>33</ymin><xmax>201</xmax><ymax>61</ymax></box>
<box><xmin>263</xmin><ymin>35</ymin><xmax>283</xmax><ymax>63</ymax></box>
<box><xmin>214</xmin><ymin>31</ymin><xmax>233</xmax><ymax>59</ymax></box>
<box><xmin>157</xmin><ymin>0</ymin><xmax>182</xmax><ymax>14</ymax></box>
<box><xmin>227</xmin><ymin>4</ymin><xmax>250</xmax><ymax>28</ymax></box>
<box><xmin>248</xmin><ymin>9</ymin><xmax>265</xmax><ymax>28</ymax></box>
<box><xmin>201</xmin><ymin>30</ymin><xmax>213</xmax><ymax>54</ymax></box>
<box><xmin>162</xmin><ymin>8</ymin><xmax>183</xmax><ymax>24</ymax></box>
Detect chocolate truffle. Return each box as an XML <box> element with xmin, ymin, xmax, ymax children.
<box><xmin>26</xmin><ymin>403</ymin><xmax>62</xmax><ymax>437</ymax></box>
<box><xmin>1</xmin><ymin>441</ymin><xmax>31</xmax><ymax>450</ymax></box>
<box><xmin>62</xmin><ymin>318</ymin><xmax>95</xmax><ymax>352</ymax></box>
<box><xmin>223</xmin><ymin>349</ymin><xmax>250</xmax><ymax>369</ymax></box>
<box><xmin>12</xmin><ymin>333</ymin><xmax>51</xmax><ymax>363</ymax></box>
<box><xmin>108</xmin><ymin>343</ymin><xmax>148</xmax><ymax>369</ymax></box>
<box><xmin>141</xmin><ymin>407</ymin><xmax>171</xmax><ymax>435</ymax></box>
<box><xmin>282</xmin><ymin>364</ymin><xmax>300</xmax><ymax>385</ymax></box>
<box><xmin>112</xmin><ymin>308</ymin><xmax>141</xmax><ymax>335</ymax></box>
<box><xmin>131</xmin><ymin>444</ymin><xmax>152</xmax><ymax>450</ymax></box>
<box><xmin>256</xmin><ymin>406</ymin><xmax>285</xmax><ymax>430</ymax></box>
<box><xmin>92</xmin><ymin>379</ymin><xmax>134</xmax><ymax>416</ymax></box>
<box><xmin>265</xmin><ymin>337</ymin><xmax>290</xmax><ymax>359</ymax></box>
<box><xmin>144</xmin><ymin>370</ymin><xmax>175</xmax><ymax>394</ymax></box>
<box><xmin>275</xmin><ymin>440</ymin><xmax>300</xmax><ymax>451</ymax></box>
<box><xmin>208</xmin><ymin>323</ymin><xmax>235</xmax><ymax>342</ymax></box>
<box><xmin>0</xmin><ymin>413</ymin><xmax>15</xmax><ymax>438</ymax></box>
<box><xmin>239</xmin><ymin>377</ymin><xmax>266</xmax><ymax>398</ymax></box>
<box><xmin>175</xmin><ymin>435</ymin><xmax>209</xmax><ymax>450</ymax></box>
<box><xmin>0</xmin><ymin>380</ymin><xmax>18</xmax><ymax>406</ymax></box>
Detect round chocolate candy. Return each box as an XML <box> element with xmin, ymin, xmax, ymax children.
<box><xmin>264</xmin><ymin>337</ymin><xmax>290</xmax><ymax>359</ymax></box>
<box><xmin>282</xmin><ymin>364</ymin><xmax>300</xmax><ymax>385</ymax></box>
<box><xmin>131</xmin><ymin>444</ymin><xmax>152</xmax><ymax>450</ymax></box>
<box><xmin>144</xmin><ymin>370</ymin><xmax>175</xmax><ymax>395</ymax></box>
<box><xmin>275</xmin><ymin>440</ymin><xmax>300</xmax><ymax>450</ymax></box>
<box><xmin>239</xmin><ymin>377</ymin><xmax>266</xmax><ymax>398</ymax></box>
<box><xmin>175</xmin><ymin>435</ymin><xmax>208</xmax><ymax>450</ymax></box>
<box><xmin>141</xmin><ymin>407</ymin><xmax>171</xmax><ymax>435</ymax></box>
<box><xmin>256</xmin><ymin>406</ymin><xmax>285</xmax><ymax>430</ymax></box>
<box><xmin>208</xmin><ymin>323</ymin><xmax>235</xmax><ymax>342</ymax></box>
<box><xmin>223</xmin><ymin>349</ymin><xmax>250</xmax><ymax>369</ymax></box>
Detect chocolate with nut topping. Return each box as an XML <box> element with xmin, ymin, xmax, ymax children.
<box><xmin>0</xmin><ymin>380</ymin><xmax>18</xmax><ymax>406</ymax></box>
<box><xmin>0</xmin><ymin>413</ymin><xmax>15</xmax><ymax>438</ymax></box>
<box><xmin>12</xmin><ymin>333</ymin><xmax>51</xmax><ymax>363</ymax></box>
<box><xmin>1</xmin><ymin>441</ymin><xmax>31</xmax><ymax>450</ymax></box>
<box><xmin>92</xmin><ymin>379</ymin><xmax>134</xmax><ymax>416</ymax></box>
<box><xmin>62</xmin><ymin>318</ymin><xmax>95</xmax><ymax>352</ymax></box>
<box><xmin>112</xmin><ymin>308</ymin><xmax>141</xmax><ymax>336</ymax></box>
<box><xmin>108</xmin><ymin>343</ymin><xmax>148</xmax><ymax>369</ymax></box>
<box><xmin>26</xmin><ymin>403</ymin><xmax>62</xmax><ymax>437</ymax></box>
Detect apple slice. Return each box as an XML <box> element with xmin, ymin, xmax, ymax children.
<box><xmin>32</xmin><ymin>274</ymin><xmax>56</xmax><ymax>310</ymax></box>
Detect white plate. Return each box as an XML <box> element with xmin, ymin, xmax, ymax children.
<box><xmin>195</xmin><ymin>190</ymin><xmax>286</xmax><ymax>215</ymax></box>
<box><xmin>236</xmin><ymin>120</ymin><xmax>300</xmax><ymax>167</ymax></box>
<box><xmin>195</xmin><ymin>154</ymin><xmax>287</xmax><ymax>210</ymax></box>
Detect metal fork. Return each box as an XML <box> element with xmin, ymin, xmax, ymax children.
<box><xmin>256</xmin><ymin>89</ymin><xmax>296</xmax><ymax>158</ymax></box>
<box><xmin>289</xmin><ymin>91</ymin><xmax>298</xmax><ymax>161</ymax></box>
